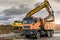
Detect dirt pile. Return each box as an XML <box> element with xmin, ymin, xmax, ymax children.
<box><xmin>0</xmin><ymin>25</ymin><xmax>13</xmax><ymax>34</ymax></box>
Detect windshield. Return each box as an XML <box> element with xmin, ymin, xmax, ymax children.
<box><xmin>23</xmin><ymin>20</ymin><xmax>32</xmax><ymax>24</ymax></box>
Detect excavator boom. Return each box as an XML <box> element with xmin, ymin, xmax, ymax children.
<box><xmin>26</xmin><ymin>0</ymin><xmax>54</xmax><ymax>22</ymax></box>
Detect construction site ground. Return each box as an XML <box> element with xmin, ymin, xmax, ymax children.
<box><xmin>0</xmin><ymin>25</ymin><xmax>60</xmax><ymax>40</ymax></box>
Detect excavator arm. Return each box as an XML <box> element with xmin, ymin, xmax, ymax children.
<box><xmin>26</xmin><ymin>0</ymin><xmax>54</xmax><ymax>22</ymax></box>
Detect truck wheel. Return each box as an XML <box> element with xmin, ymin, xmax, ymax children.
<box><xmin>47</xmin><ymin>31</ymin><xmax>51</xmax><ymax>37</ymax></box>
<box><xmin>35</xmin><ymin>32</ymin><xmax>40</xmax><ymax>39</ymax></box>
<box><xmin>47</xmin><ymin>31</ymin><xmax>53</xmax><ymax>37</ymax></box>
<box><xmin>50</xmin><ymin>31</ymin><xmax>54</xmax><ymax>37</ymax></box>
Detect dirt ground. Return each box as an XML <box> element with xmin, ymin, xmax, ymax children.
<box><xmin>0</xmin><ymin>24</ymin><xmax>60</xmax><ymax>40</ymax></box>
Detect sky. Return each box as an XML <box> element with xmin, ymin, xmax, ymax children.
<box><xmin>0</xmin><ymin>0</ymin><xmax>60</xmax><ymax>25</ymax></box>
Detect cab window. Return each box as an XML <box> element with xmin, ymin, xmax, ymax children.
<box><xmin>33</xmin><ymin>19</ymin><xmax>37</xmax><ymax>23</ymax></box>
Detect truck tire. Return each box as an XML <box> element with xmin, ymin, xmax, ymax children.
<box><xmin>47</xmin><ymin>31</ymin><xmax>53</xmax><ymax>37</ymax></box>
<box><xmin>50</xmin><ymin>31</ymin><xmax>54</xmax><ymax>37</ymax></box>
<box><xmin>47</xmin><ymin>31</ymin><xmax>50</xmax><ymax>37</ymax></box>
<box><xmin>35</xmin><ymin>32</ymin><xmax>41</xmax><ymax>39</ymax></box>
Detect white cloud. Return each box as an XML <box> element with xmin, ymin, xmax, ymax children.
<box><xmin>0</xmin><ymin>0</ymin><xmax>60</xmax><ymax>24</ymax></box>
<box><xmin>0</xmin><ymin>6</ymin><xmax>11</xmax><ymax>11</ymax></box>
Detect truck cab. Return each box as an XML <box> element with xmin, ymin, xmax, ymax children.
<box><xmin>22</xmin><ymin>17</ymin><xmax>44</xmax><ymax>38</ymax></box>
<box><xmin>22</xmin><ymin>17</ymin><xmax>44</xmax><ymax>29</ymax></box>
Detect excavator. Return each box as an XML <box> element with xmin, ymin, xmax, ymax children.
<box><xmin>12</xmin><ymin>21</ymin><xmax>22</xmax><ymax>33</ymax></box>
<box><xmin>22</xmin><ymin>0</ymin><xmax>55</xmax><ymax>39</ymax></box>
